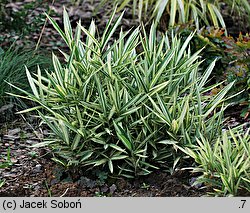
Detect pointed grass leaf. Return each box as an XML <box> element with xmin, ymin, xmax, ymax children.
<box><xmin>154</xmin><ymin>0</ymin><xmax>169</xmax><ymax>24</ymax></box>
<box><xmin>198</xmin><ymin>59</ymin><xmax>216</xmax><ymax>90</ymax></box>
<box><xmin>109</xmin><ymin>144</ymin><xmax>128</xmax><ymax>153</ymax></box>
<box><xmin>113</xmin><ymin>121</ymin><xmax>133</xmax><ymax>151</ymax></box>
<box><xmin>25</xmin><ymin>67</ymin><xmax>39</xmax><ymax>99</ymax></box>
<box><xmin>101</xmin><ymin>9</ymin><xmax>124</xmax><ymax>51</ymax></box>
<box><xmin>63</xmin><ymin>7</ymin><xmax>73</xmax><ymax>48</ymax></box>
<box><xmin>108</xmin><ymin>160</ymin><xmax>114</xmax><ymax>173</ymax></box>
<box><xmin>169</xmin><ymin>0</ymin><xmax>177</xmax><ymax>27</ymax></box>
<box><xmin>46</xmin><ymin>13</ymin><xmax>69</xmax><ymax>47</ymax></box>
<box><xmin>207</xmin><ymin>3</ymin><xmax>219</xmax><ymax>28</ymax></box>
<box><xmin>111</xmin><ymin>155</ymin><xmax>128</xmax><ymax>160</ymax></box>
<box><xmin>204</xmin><ymin>82</ymin><xmax>234</xmax><ymax>117</ymax></box>
<box><xmin>79</xmin><ymin>151</ymin><xmax>93</xmax><ymax>162</ymax></box>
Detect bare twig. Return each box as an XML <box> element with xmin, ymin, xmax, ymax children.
<box><xmin>34</xmin><ymin>0</ymin><xmax>56</xmax><ymax>52</ymax></box>
<box><xmin>19</xmin><ymin>114</ymin><xmax>43</xmax><ymax>141</ymax></box>
<box><xmin>60</xmin><ymin>188</ymin><xmax>69</xmax><ymax>197</ymax></box>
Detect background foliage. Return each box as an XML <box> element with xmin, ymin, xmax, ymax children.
<box><xmin>172</xmin><ymin>25</ymin><xmax>250</xmax><ymax>118</ymax></box>
<box><xmin>98</xmin><ymin>0</ymin><xmax>250</xmax><ymax>31</ymax></box>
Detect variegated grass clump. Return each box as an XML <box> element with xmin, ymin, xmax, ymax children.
<box><xmin>10</xmin><ymin>8</ymin><xmax>234</xmax><ymax>177</ymax></box>
<box><xmin>180</xmin><ymin>129</ymin><xmax>250</xmax><ymax>196</ymax></box>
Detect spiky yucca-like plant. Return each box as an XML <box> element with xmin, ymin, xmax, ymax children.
<box><xmin>98</xmin><ymin>0</ymin><xmax>227</xmax><ymax>29</ymax></box>
<box><xmin>99</xmin><ymin>0</ymin><xmax>250</xmax><ymax>32</ymax></box>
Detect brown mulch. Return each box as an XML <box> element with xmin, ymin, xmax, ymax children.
<box><xmin>1</xmin><ymin>0</ymin><xmax>139</xmax><ymax>51</ymax></box>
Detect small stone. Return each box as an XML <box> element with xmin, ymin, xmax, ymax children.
<box><xmin>109</xmin><ymin>184</ymin><xmax>117</xmax><ymax>194</ymax></box>
<box><xmin>3</xmin><ymin>135</ymin><xmax>19</xmax><ymax>141</ymax></box>
<box><xmin>101</xmin><ymin>185</ymin><xmax>109</xmax><ymax>193</ymax></box>
<box><xmin>0</xmin><ymin>104</ymin><xmax>14</xmax><ymax>113</ymax></box>
<box><xmin>34</xmin><ymin>164</ymin><xmax>42</xmax><ymax>173</ymax></box>
<box><xmin>10</xmin><ymin>158</ymin><xmax>18</xmax><ymax>164</ymax></box>
<box><xmin>189</xmin><ymin>177</ymin><xmax>202</xmax><ymax>188</ymax></box>
<box><xmin>8</xmin><ymin>128</ymin><xmax>21</xmax><ymax>136</ymax></box>
<box><xmin>51</xmin><ymin>179</ymin><xmax>59</xmax><ymax>185</ymax></box>
<box><xmin>4</xmin><ymin>172</ymin><xmax>17</xmax><ymax>178</ymax></box>
<box><xmin>19</xmin><ymin>144</ymin><xmax>27</xmax><ymax>148</ymax></box>
<box><xmin>24</xmin><ymin>133</ymin><xmax>33</xmax><ymax>138</ymax></box>
<box><xmin>26</xmin><ymin>140</ymin><xmax>37</xmax><ymax>144</ymax></box>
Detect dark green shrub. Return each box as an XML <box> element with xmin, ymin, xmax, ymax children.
<box><xmin>174</xmin><ymin>26</ymin><xmax>250</xmax><ymax>118</ymax></box>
